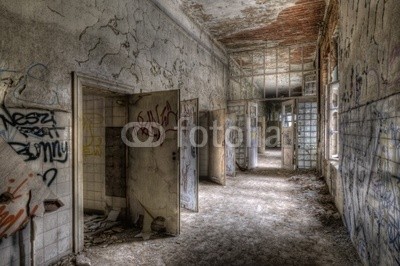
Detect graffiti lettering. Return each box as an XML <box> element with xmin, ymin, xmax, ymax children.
<box><xmin>1</xmin><ymin>63</ymin><xmax>65</xmax><ymax>110</ymax></box>
<box><xmin>0</xmin><ymin>105</ymin><xmax>57</xmax><ymax>129</ymax></box>
<box><xmin>9</xmin><ymin>141</ymin><xmax>68</xmax><ymax>163</ymax></box>
<box><xmin>0</xmin><ymin>106</ymin><xmax>69</xmax><ymax>188</ymax></box>
<box><xmin>137</xmin><ymin>101</ymin><xmax>178</xmax><ymax>141</ymax></box>
<box><xmin>83</xmin><ymin>114</ymin><xmax>104</xmax><ymax>157</ymax></box>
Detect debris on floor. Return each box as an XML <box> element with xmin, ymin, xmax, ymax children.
<box><xmin>64</xmin><ymin>169</ymin><xmax>361</xmax><ymax>265</ymax></box>
<box><xmin>84</xmin><ymin>210</ymin><xmax>132</xmax><ymax>248</ymax></box>
<box><xmin>288</xmin><ymin>172</ymin><xmax>343</xmax><ymax>226</ymax></box>
<box><xmin>75</xmin><ymin>254</ymin><xmax>91</xmax><ymax>266</ymax></box>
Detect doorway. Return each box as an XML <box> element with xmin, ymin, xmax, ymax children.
<box><xmin>73</xmin><ymin>74</ymin><xmax>181</xmax><ymax>252</ymax></box>
<box><xmin>258</xmin><ymin>101</ymin><xmax>282</xmax><ymax>169</ymax></box>
<box><xmin>257</xmin><ymin>99</ymin><xmax>318</xmax><ymax>170</ymax></box>
<box><xmin>281</xmin><ymin>99</ymin><xmax>318</xmax><ymax>170</ymax></box>
<box><xmin>81</xmin><ymin>87</ymin><xmax>130</xmax><ymax>247</ymax></box>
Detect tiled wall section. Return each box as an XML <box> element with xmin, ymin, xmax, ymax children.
<box><xmin>340</xmin><ymin>95</ymin><xmax>400</xmax><ymax>264</ymax></box>
<box><xmin>83</xmin><ymin>95</ymin><xmax>127</xmax><ymax>213</ymax></box>
<box><xmin>83</xmin><ymin>95</ymin><xmax>106</xmax><ymax>212</ymax></box>
<box><xmin>297</xmin><ymin>102</ymin><xmax>318</xmax><ymax>169</ymax></box>
<box><xmin>0</xmin><ymin>109</ymin><xmax>72</xmax><ymax>265</ymax></box>
<box><xmin>338</xmin><ymin>0</ymin><xmax>400</xmax><ymax>264</ymax></box>
<box><xmin>0</xmin><ymin>226</ymin><xmax>30</xmax><ymax>266</ymax></box>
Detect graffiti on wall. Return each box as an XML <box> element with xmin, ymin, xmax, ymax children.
<box><xmin>136</xmin><ymin>100</ymin><xmax>178</xmax><ymax>142</ymax></box>
<box><xmin>340</xmin><ymin>97</ymin><xmax>400</xmax><ymax>264</ymax></box>
<box><xmin>83</xmin><ymin>113</ymin><xmax>104</xmax><ymax>157</ymax></box>
<box><xmin>0</xmin><ymin>105</ymin><xmax>68</xmax><ymax>188</ymax></box>
<box><xmin>0</xmin><ymin>137</ymin><xmax>60</xmax><ymax>238</ymax></box>
<box><xmin>0</xmin><ymin>62</ymin><xmax>67</xmax><ymax>239</ymax></box>
<box><xmin>0</xmin><ymin>63</ymin><xmax>68</xmax><ymax>111</ymax></box>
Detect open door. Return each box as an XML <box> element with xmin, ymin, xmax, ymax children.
<box><xmin>208</xmin><ymin>109</ymin><xmax>226</xmax><ymax>185</ymax></box>
<box><xmin>127</xmin><ymin>90</ymin><xmax>180</xmax><ymax>235</ymax></box>
<box><xmin>281</xmin><ymin>100</ymin><xmax>297</xmax><ymax>170</ymax></box>
<box><xmin>225</xmin><ymin>113</ymin><xmax>236</xmax><ymax>177</ymax></box>
<box><xmin>247</xmin><ymin>102</ymin><xmax>258</xmax><ymax>169</ymax></box>
<box><xmin>198</xmin><ymin>111</ymin><xmax>209</xmax><ymax>179</ymax></box>
<box><xmin>180</xmin><ymin>99</ymin><xmax>199</xmax><ymax>212</ymax></box>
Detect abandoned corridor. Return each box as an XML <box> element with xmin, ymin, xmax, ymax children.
<box><xmin>78</xmin><ymin>169</ymin><xmax>361</xmax><ymax>265</ymax></box>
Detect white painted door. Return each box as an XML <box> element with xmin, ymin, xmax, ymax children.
<box><xmin>225</xmin><ymin>113</ymin><xmax>237</xmax><ymax>177</ymax></box>
<box><xmin>127</xmin><ymin>90</ymin><xmax>180</xmax><ymax>235</ymax></box>
<box><xmin>281</xmin><ymin>100</ymin><xmax>296</xmax><ymax>170</ymax></box>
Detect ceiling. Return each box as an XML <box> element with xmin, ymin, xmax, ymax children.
<box><xmin>179</xmin><ymin>0</ymin><xmax>326</xmax><ymax>52</ymax></box>
<box><xmin>177</xmin><ymin>0</ymin><xmax>326</xmax><ymax>97</ymax></box>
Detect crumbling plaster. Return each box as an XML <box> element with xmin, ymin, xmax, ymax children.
<box><xmin>0</xmin><ymin>0</ymin><xmax>228</xmax><ymax>112</ymax></box>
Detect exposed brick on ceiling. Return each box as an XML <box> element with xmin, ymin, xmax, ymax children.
<box><xmin>181</xmin><ymin>0</ymin><xmax>298</xmax><ymax>43</ymax></box>
<box><xmin>219</xmin><ymin>0</ymin><xmax>326</xmax><ymax>50</ymax></box>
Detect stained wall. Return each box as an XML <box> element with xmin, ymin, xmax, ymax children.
<box><xmin>0</xmin><ymin>0</ymin><xmax>228</xmax><ymax>264</ymax></box>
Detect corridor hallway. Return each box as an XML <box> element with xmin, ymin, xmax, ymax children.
<box><xmin>72</xmin><ymin>170</ymin><xmax>361</xmax><ymax>265</ymax></box>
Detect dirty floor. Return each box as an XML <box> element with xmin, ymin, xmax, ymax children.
<box><xmin>258</xmin><ymin>148</ymin><xmax>282</xmax><ymax>168</ymax></box>
<box><xmin>59</xmin><ymin>169</ymin><xmax>361</xmax><ymax>266</ymax></box>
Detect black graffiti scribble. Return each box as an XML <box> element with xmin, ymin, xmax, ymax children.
<box><xmin>0</xmin><ymin>105</ymin><xmax>57</xmax><ymax>128</ymax></box>
<box><xmin>37</xmin><ymin>168</ymin><xmax>58</xmax><ymax>187</ymax></box>
<box><xmin>8</xmin><ymin>141</ymin><xmax>68</xmax><ymax>163</ymax></box>
<box><xmin>13</xmin><ymin>63</ymin><xmax>61</xmax><ymax>106</ymax></box>
<box><xmin>0</xmin><ymin>105</ymin><xmax>64</xmax><ymax>139</ymax></box>
<box><xmin>17</xmin><ymin>126</ymin><xmax>64</xmax><ymax>139</ymax></box>
<box><xmin>137</xmin><ymin>101</ymin><xmax>178</xmax><ymax>141</ymax></box>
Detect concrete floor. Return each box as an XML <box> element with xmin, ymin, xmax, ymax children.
<box><xmin>60</xmin><ymin>169</ymin><xmax>361</xmax><ymax>266</ymax></box>
<box><xmin>258</xmin><ymin>148</ymin><xmax>282</xmax><ymax>168</ymax></box>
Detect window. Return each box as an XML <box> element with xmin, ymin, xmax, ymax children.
<box><xmin>303</xmin><ymin>73</ymin><xmax>317</xmax><ymax>96</ymax></box>
<box><xmin>282</xmin><ymin>104</ymin><xmax>293</xmax><ymax>128</ymax></box>
<box><xmin>328</xmin><ymin>81</ymin><xmax>339</xmax><ymax>159</ymax></box>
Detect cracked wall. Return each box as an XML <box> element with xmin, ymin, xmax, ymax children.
<box><xmin>0</xmin><ymin>0</ymin><xmax>228</xmax><ymax>264</ymax></box>
<box><xmin>323</xmin><ymin>0</ymin><xmax>400</xmax><ymax>264</ymax></box>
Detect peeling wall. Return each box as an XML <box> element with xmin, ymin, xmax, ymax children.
<box><xmin>321</xmin><ymin>0</ymin><xmax>400</xmax><ymax>264</ymax></box>
<box><xmin>0</xmin><ymin>0</ymin><xmax>228</xmax><ymax>264</ymax></box>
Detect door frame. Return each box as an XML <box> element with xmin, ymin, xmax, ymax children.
<box><xmin>72</xmin><ymin>72</ymin><xmax>134</xmax><ymax>252</ymax></box>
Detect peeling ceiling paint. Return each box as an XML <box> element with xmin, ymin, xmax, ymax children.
<box><xmin>181</xmin><ymin>0</ymin><xmax>297</xmax><ymax>39</ymax></box>
<box><xmin>179</xmin><ymin>0</ymin><xmax>326</xmax><ymax>52</ymax></box>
